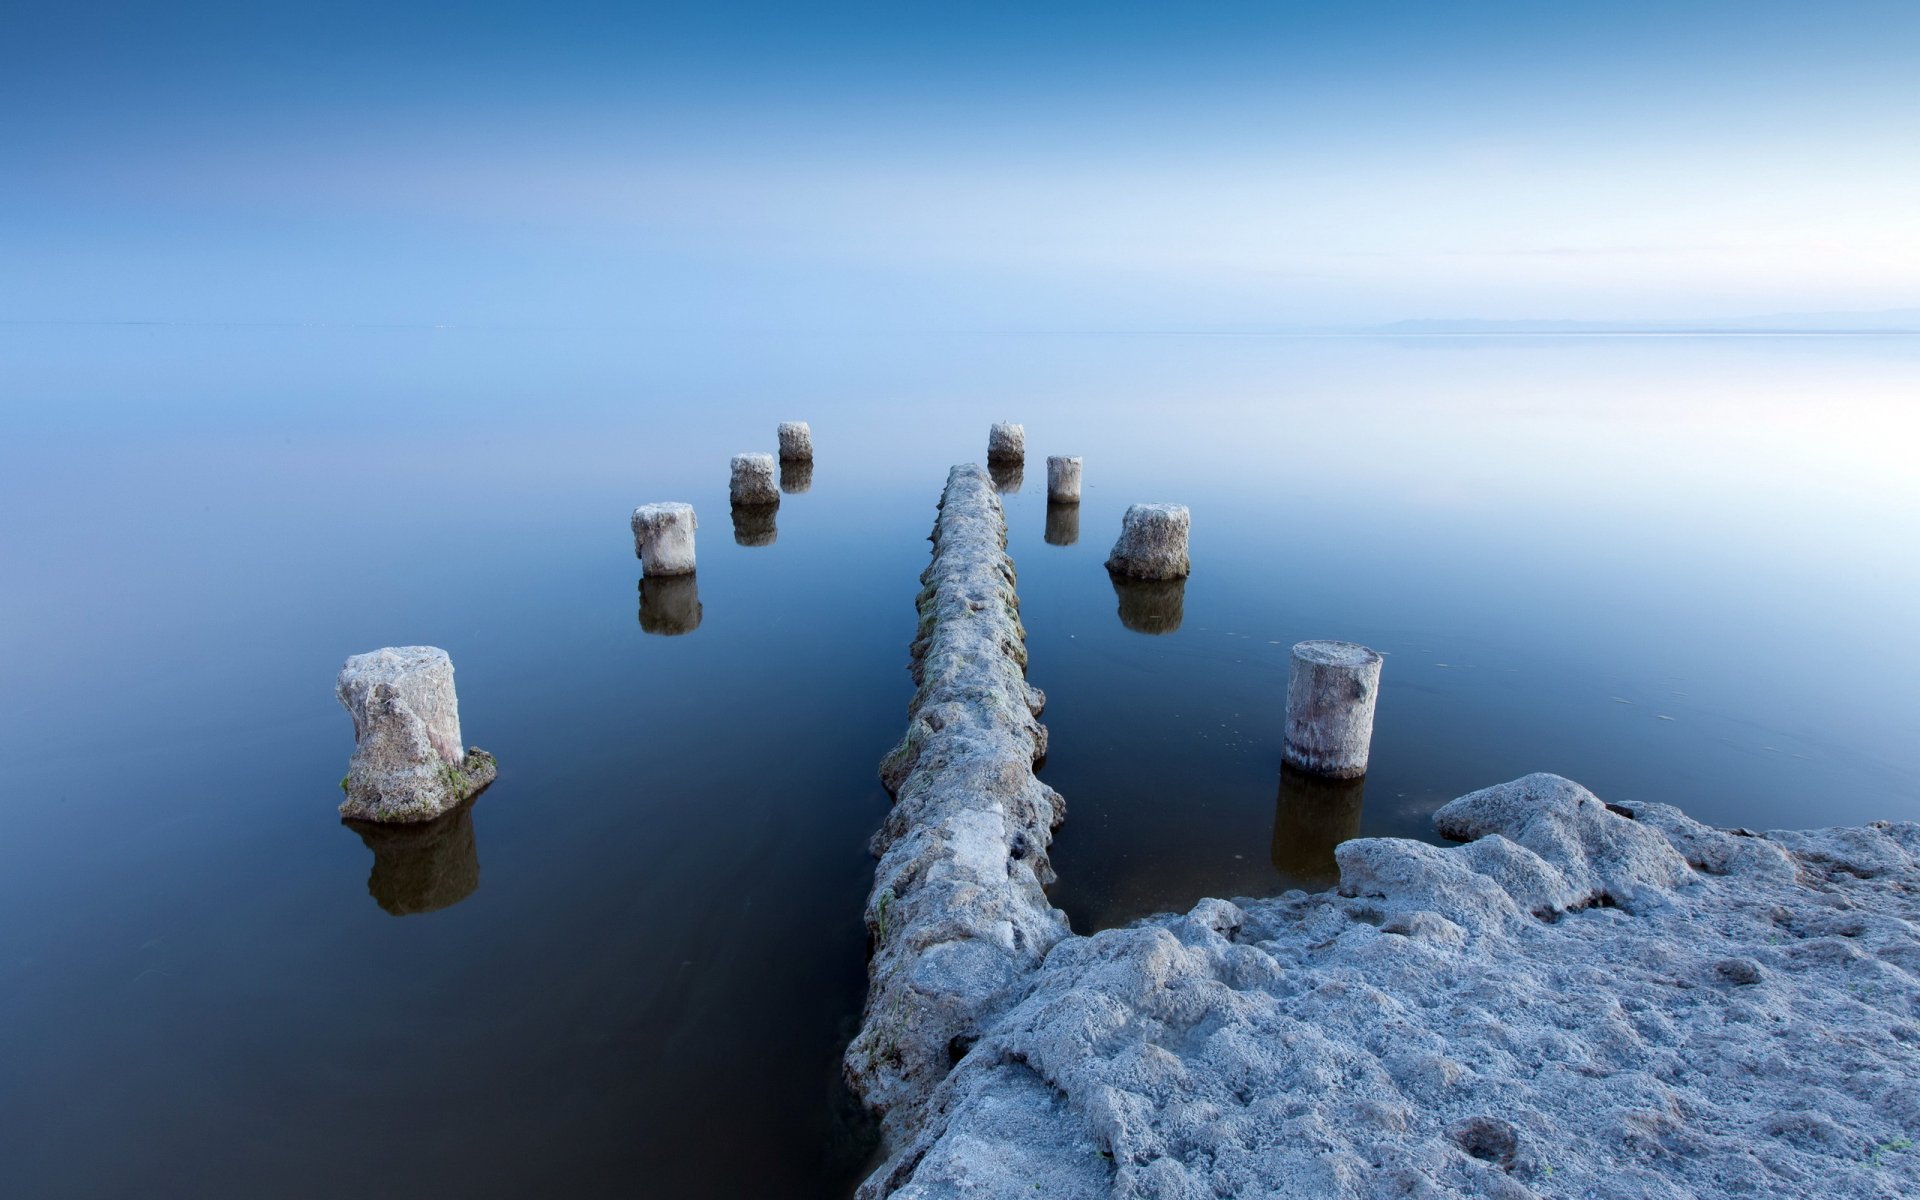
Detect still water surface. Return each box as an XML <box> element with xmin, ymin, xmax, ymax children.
<box><xmin>3</xmin><ymin>329</ymin><xmax>1917</xmax><ymax>1196</ymax></box>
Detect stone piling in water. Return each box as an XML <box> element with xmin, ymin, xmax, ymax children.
<box><xmin>987</xmin><ymin>421</ymin><xmax>1025</xmax><ymax>461</ymax></box>
<box><xmin>1045</xmin><ymin>455</ymin><xmax>1082</xmax><ymax>502</ymax></box>
<box><xmin>777</xmin><ymin>421</ymin><xmax>813</xmax><ymax>461</ymax></box>
<box><xmin>336</xmin><ymin>646</ymin><xmax>495</xmax><ymax>823</ymax></box>
<box><xmin>1282</xmin><ymin>639</ymin><xmax>1383</xmax><ymax>778</ymax></box>
<box><xmin>1105</xmin><ymin>502</ymin><xmax>1191</xmax><ymax>579</ymax></box>
<box><xmin>730</xmin><ymin>453</ymin><xmax>780</xmax><ymax>506</ymax></box>
<box><xmin>850</xmin><ymin>463</ymin><xmax>1069</xmax><ymax>1152</ymax></box>
<box><xmin>631</xmin><ymin>502</ymin><xmax>698</xmax><ymax>576</ymax></box>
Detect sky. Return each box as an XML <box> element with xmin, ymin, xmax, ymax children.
<box><xmin>5</xmin><ymin>1</ymin><xmax>1918</xmax><ymax>329</ymax></box>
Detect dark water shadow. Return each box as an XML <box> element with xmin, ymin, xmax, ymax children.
<box><xmin>988</xmin><ymin>458</ymin><xmax>1023</xmax><ymax>494</ymax></box>
<box><xmin>1044</xmin><ymin>501</ymin><xmax>1080</xmax><ymax>546</ymax></box>
<box><xmin>1110</xmin><ymin>572</ymin><xmax>1185</xmax><ymax>634</ymax></box>
<box><xmin>639</xmin><ymin>574</ymin><xmax>703</xmax><ymax>635</ymax></box>
<box><xmin>1270</xmin><ymin>766</ymin><xmax>1366</xmax><ymax>888</ymax></box>
<box><xmin>344</xmin><ymin>799</ymin><xmax>481</xmax><ymax>916</ymax></box>
<box><xmin>731</xmin><ymin>503</ymin><xmax>778</xmax><ymax>547</ymax></box>
<box><xmin>779</xmin><ymin>459</ymin><xmax>813</xmax><ymax>495</ymax></box>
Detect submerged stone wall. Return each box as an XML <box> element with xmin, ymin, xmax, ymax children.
<box><xmin>848</xmin><ymin>464</ymin><xmax>1072</xmax><ymax>1152</ymax></box>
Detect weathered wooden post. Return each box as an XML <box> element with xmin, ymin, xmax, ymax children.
<box><xmin>631</xmin><ymin>502</ymin><xmax>698</xmax><ymax>576</ymax></box>
<box><xmin>1105</xmin><ymin>503</ymin><xmax>1190</xmax><ymax>579</ymax></box>
<box><xmin>1282</xmin><ymin>640</ymin><xmax>1383</xmax><ymax>778</ymax></box>
<box><xmin>730</xmin><ymin>453</ymin><xmax>780</xmax><ymax>506</ymax></box>
<box><xmin>1046</xmin><ymin>455</ymin><xmax>1082</xmax><ymax>503</ymax></box>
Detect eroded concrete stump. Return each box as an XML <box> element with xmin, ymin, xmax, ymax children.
<box><xmin>1106</xmin><ymin>503</ymin><xmax>1191</xmax><ymax>579</ymax></box>
<box><xmin>347</xmin><ymin>800</ymin><xmax>480</xmax><ymax>915</ymax></box>
<box><xmin>1111</xmin><ymin>573</ymin><xmax>1185</xmax><ymax>634</ymax></box>
<box><xmin>336</xmin><ymin>646</ymin><xmax>495</xmax><ymax>823</ymax></box>
<box><xmin>1045</xmin><ymin>501</ymin><xmax>1080</xmax><ymax>546</ymax></box>
<box><xmin>1046</xmin><ymin>455</ymin><xmax>1082</xmax><ymax>503</ymax></box>
<box><xmin>1269</xmin><ymin>766</ymin><xmax>1366</xmax><ymax>886</ymax></box>
<box><xmin>639</xmin><ymin>573</ymin><xmax>702</xmax><ymax>635</ymax></box>
<box><xmin>731</xmin><ymin>502</ymin><xmax>778</xmax><ymax>546</ymax></box>
<box><xmin>631</xmin><ymin>502</ymin><xmax>698</xmax><ymax>576</ymax></box>
<box><xmin>730</xmin><ymin>453</ymin><xmax>779</xmax><ymax>506</ymax></box>
<box><xmin>987</xmin><ymin>421</ymin><xmax>1025</xmax><ymax>461</ymax></box>
<box><xmin>780</xmin><ymin>457</ymin><xmax>813</xmax><ymax>494</ymax></box>
<box><xmin>778</xmin><ymin>421</ymin><xmax>814</xmax><ymax>461</ymax></box>
<box><xmin>1283</xmin><ymin>639</ymin><xmax>1383</xmax><ymax>778</ymax></box>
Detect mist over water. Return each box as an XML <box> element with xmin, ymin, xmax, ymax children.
<box><xmin>2</xmin><ymin>327</ymin><xmax>1917</xmax><ymax>1195</ymax></box>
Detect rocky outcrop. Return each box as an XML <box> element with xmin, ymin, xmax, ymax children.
<box><xmin>336</xmin><ymin>646</ymin><xmax>495</xmax><ymax>823</ymax></box>
<box><xmin>868</xmin><ymin>773</ymin><xmax>1920</xmax><ymax>1198</ymax></box>
<box><xmin>849</xmin><ymin>464</ymin><xmax>1072</xmax><ymax>1155</ymax></box>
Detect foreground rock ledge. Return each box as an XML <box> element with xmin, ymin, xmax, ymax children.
<box><xmin>864</xmin><ymin>774</ymin><xmax>1920</xmax><ymax>1199</ymax></box>
<box><xmin>851</xmin><ymin>463</ymin><xmax>1071</xmax><ymax>1151</ymax></box>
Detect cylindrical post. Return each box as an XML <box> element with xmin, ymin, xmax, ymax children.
<box><xmin>1282</xmin><ymin>640</ymin><xmax>1383</xmax><ymax>778</ymax></box>
<box><xmin>987</xmin><ymin>422</ymin><xmax>1025</xmax><ymax>461</ymax></box>
<box><xmin>777</xmin><ymin>421</ymin><xmax>813</xmax><ymax>462</ymax></box>
<box><xmin>631</xmin><ymin>502</ymin><xmax>698</xmax><ymax>576</ymax></box>
<box><xmin>1046</xmin><ymin>455</ymin><xmax>1082</xmax><ymax>503</ymax></box>
<box><xmin>730</xmin><ymin>453</ymin><xmax>779</xmax><ymax>506</ymax></box>
<box><xmin>1105</xmin><ymin>503</ymin><xmax>1190</xmax><ymax>579</ymax></box>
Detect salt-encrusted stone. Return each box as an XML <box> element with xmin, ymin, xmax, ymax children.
<box><xmin>638</xmin><ymin>573</ymin><xmax>702</xmax><ymax>635</ymax></box>
<box><xmin>851</xmin><ymin>464</ymin><xmax>1069</xmax><ymax>1150</ymax></box>
<box><xmin>988</xmin><ymin>458</ymin><xmax>1022</xmax><ymax>494</ymax></box>
<box><xmin>1044</xmin><ymin>501</ymin><xmax>1079</xmax><ymax>546</ymax></box>
<box><xmin>780</xmin><ymin>458</ymin><xmax>813</xmax><ymax>494</ymax></box>
<box><xmin>1283</xmin><ymin>639</ymin><xmax>1383</xmax><ymax>778</ymax></box>
<box><xmin>987</xmin><ymin>422</ymin><xmax>1025</xmax><ymax>461</ymax></box>
<box><xmin>1045</xmin><ymin>455</ymin><xmax>1081</xmax><ymax>502</ymax></box>
<box><xmin>336</xmin><ymin>646</ymin><xmax>495</xmax><ymax>823</ymax></box>
<box><xmin>1270</xmin><ymin>765</ymin><xmax>1366</xmax><ymax>885</ymax></box>
<box><xmin>731</xmin><ymin>502</ymin><xmax>777</xmax><ymax>547</ymax></box>
<box><xmin>1110</xmin><ymin>573</ymin><xmax>1184</xmax><ymax>634</ymax></box>
<box><xmin>1105</xmin><ymin>502</ymin><xmax>1190</xmax><ymax>579</ymax></box>
<box><xmin>777</xmin><ymin>421</ymin><xmax>814</xmax><ymax>461</ymax></box>
<box><xmin>730</xmin><ymin>453</ymin><xmax>779</xmax><ymax>506</ymax></box>
<box><xmin>630</xmin><ymin>502</ymin><xmax>697</xmax><ymax>577</ymax></box>
<box><xmin>347</xmin><ymin>800</ymin><xmax>480</xmax><ymax>915</ymax></box>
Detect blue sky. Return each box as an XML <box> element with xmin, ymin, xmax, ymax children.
<box><xmin>6</xmin><ymin>2</ymin><xmax>1917</xmax><ymax>327</ymax></box>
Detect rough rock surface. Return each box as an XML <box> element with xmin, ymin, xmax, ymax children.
<box><xmin>866</xmin><ymin>772</ymin><xmax>1920</xmax><ymax>1198</ymax></box>
<box><xmin>336</xmin><ymin>647</ymin><xmax>496</xmax><ymax>823</ymax></box>
<box><xmin>1106</xmin><ymin>503</ymin><xmax>1192</xmax><ymax>580</ymax></box>
<box><xmin>987</xmin><ymin>422</ymin><xmax>1026</xmax><ymax>461</ymax></box>
<box><xmin>631</xmin><ymin>501</ymin><xmax>698</xmax><ymax>576</ymax></box>
<box><xmin>851</xmin><ymin>464</ymin><xmax>1072</xmax><ymax>1152</ymax></box>
<box><xmin>730</xmin><ymin>453</ymin><xmax>780</xmax><ymax>506</ymax></box>
<box><xmin>778</xmin><ymin>420</ymin><xmax>814</xmax><ymax>461</ymax></box>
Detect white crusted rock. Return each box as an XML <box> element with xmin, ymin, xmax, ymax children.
<box><xmin>336</xmin><ymin>647</ymin><xmax>495</xmax><ymax>823</ymax></box>
<box><xmin>1282</xmin><ymin>639</ymin><xmax>1383</xmax><ymax>778</ymax></box>
<box><xmin>777</xmin><ymin>421</ymin><xmax>814</xmax><ymax>461</ymax></box>
<box><xmin>1045</xmin><ymin>455</ymin><xmax>1082</xmax><ymax>502</ymax></box>
<box><xmin>1104</xmin><ymin>502</ymin><xmax>1190</xmax><ymax>579</ymax></box>
<box><xmin>730</xmin><ymin>453</ymin><xmax>779</xmax><ymax>506</ymax></box>
<box><xmin>631</xmin><ymin>502</ymin><xmax>698</xmax><ymax>576</ymax></box>
<box><xmin>987</xmin><ymin>422</ymin><xmax>1025</xmax><ymax>461</ymax></box>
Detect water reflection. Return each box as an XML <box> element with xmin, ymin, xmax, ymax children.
<box><xmin>344</xmin><ymin>801</ymin><xmax>481</xmax><ymax>916</ymax></box>
<box><xmin>988</xmin><ymin>459</ymin><xmax>1023</xmax><ymax>494</ymax></box>
<box><xmin>780</xmin><ymin>458</ymin><xmax>813</xmax><ymax>495</ymax></box>
<box><xmin>1044</xmin><ymin>501</ymin><xmax>1080</xmax><ymax>546</ymax></box>
<box><xmin>639</xmin><ymin>574</ymin><xmax>703</xmax><ymax>635</ymax></box>
<box><xmin>731</xmin><ymin>503</ymin><xmax>778</xmax><ymax>547</ymax></box>
<box><xmin>1269</xmin><ymin>766</ymin><xmax>1366</xmax><ymax>887</ymax></box>
<box><xmin>1109</xmin><ymin>573</ymin><xmax>1185</xmax><ymax>634</ymax></box>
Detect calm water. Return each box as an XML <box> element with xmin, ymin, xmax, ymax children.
<box><xmin>4</xmin><ymin>328</ymin><xmax>1918</xmax><ymax>1196</ymax></box>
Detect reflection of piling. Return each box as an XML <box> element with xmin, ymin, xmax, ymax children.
<box><xmin>631</xmin><ymin>502</ymin><xmax>698</xmax><ymax>576</ymax></box>
<box><xmin>345</xmin><ymin>800</ymin><xmax>480</xmax><ymax>915</ymax></box>
<box><xmin>730</xmin><ymin>453</ymin><xmax>780</xmax><ymax>506</ymax></box>
<box><xmin>639</xmin><ymin>573</ymin><xmax>703</xmax><ymax>635</ymax></box>
<box><xmin>1106</xmin><ymin>503</ymin><xmax>1190</xmax><ymax>579</ymax></box>
<box><xmin>1110</xmin><ymin>573</ymin><xmax>1185</xmax><ymax>634</ymax></box>
<box><xmin>987</xmin><ymin>422</ymin><xmax>1025</xmax><ymax>462</ymax></box>
<box><xmin>731</xmin><ymin>503</ymin><xmax>778</xmax><ymax>547</ymax></box>
<box><xmin>777</xmin><ymin>421</ymin><xmax>813</xmax><ymax>461</ymax></box>
<box><xmin>989</xmin><ymin>458</ymin><xmax>1023</xmax><ymax>494</ymax></box>
<box><xmin>1045</xmin><ymin>455</ymin><xmax>1082</xmax><ymax>502</ymax></box>
<box><xmin>1283</xmin><ymin>640</ymin><xmax>1383</xmax><ymax>778</ymax></box>
<box><xmin>780</xmin><ymin>457</ymin><xmax>813</xmax><ymax>494</ymax></box>
<box><xmin>1270</xmin><ymin>765</ymin><xmax>1366</xmax><ymax>887</ymax></box>
<box><xmin>1044</xmin><ymin>501</ymin><xmax>1080</xmax><ymax>546</ymax></box>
